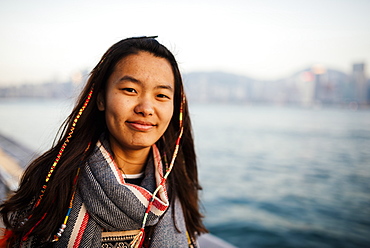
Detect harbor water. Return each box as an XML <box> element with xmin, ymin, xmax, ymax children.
<box><xmin>0</xmin><ymin>98</ymin><xmax>369</xmax><ymax>248</ymax></box>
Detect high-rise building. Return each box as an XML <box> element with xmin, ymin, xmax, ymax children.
<box><xmin>352</xmin><ymin>63</ymin><xmax>368</xmax><ymax>104</ymax></box>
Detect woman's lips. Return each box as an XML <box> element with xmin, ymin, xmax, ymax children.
<box><xmin>126</xmin><ymin>121</ymin><xmax>155</xmax><ymax>131</ymax></box>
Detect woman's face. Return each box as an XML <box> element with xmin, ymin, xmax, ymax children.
<box><xmin>98</xmin><ymin>51</ymin><xmax>175</xmax><ymax>153</ymax></box>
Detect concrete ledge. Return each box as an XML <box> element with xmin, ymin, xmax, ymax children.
<box><xmin>0</xmin><ymin>133</ymin><xmax>37</xmax><ymax>199</ymax></box>
<box><xmin>0</xmin><ymin>133</ymin><xmax>37</xmax><ymax>169</ymax></box>
<box><xmin>0</xmin><ymin>148</ymin><xmax>23</xmax><ymax>191</ymax></box>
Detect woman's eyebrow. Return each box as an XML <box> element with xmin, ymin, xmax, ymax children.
<box><xmin>118</xmin><ymin>75</ymin><xmax>140</xmax><ymax>83</ymax></box>
<box><xmin>155</xmin><ymin>84</ymin><xmax>174</xmax><ymax>92</ymax></box>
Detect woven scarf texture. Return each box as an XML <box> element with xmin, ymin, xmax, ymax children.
<box><xmin>14</xmin><ymin>137</ymin><xmax>188</xmax><ymax>247</ymax></box>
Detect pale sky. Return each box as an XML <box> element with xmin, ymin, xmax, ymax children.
<box><xmin>0</xmin><ymin>0</ymin><xmax>369</xmax><ymax>85</ymax></box>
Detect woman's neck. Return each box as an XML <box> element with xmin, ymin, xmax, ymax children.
<box><xmin>110</xmin><ymin>142</ymin><xmax>151</xmax><ymax>175</ymax></box>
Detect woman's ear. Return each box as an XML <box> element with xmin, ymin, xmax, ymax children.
<box><xmin>97</xmin><ymin>92</ymin><xmax>105</xmax><ymax>111</ymax></box>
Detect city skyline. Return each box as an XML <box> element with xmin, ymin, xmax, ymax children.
<box><xmin>2</xmin><ymin>62</ymin><xmax>368</xmax><ymax>107</ymax></box>
<box><xmin>0</xmin><ymin>0</ymin><xmax>369</xmax><ymax>86</ymax></box>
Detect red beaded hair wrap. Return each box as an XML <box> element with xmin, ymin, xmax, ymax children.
<box><xmin>20</xmin><ymin>86</ymin><xmax>94</xmax><ymax>243</ymax></box>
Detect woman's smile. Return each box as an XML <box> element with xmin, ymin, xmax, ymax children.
<box><xmin>126</xmin><ymin>120</ymin><xmax>157</xmax><ymax>131</ymax></box>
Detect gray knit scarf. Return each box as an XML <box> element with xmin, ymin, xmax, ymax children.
<box><xmin>52</xmin><ymin>138</ymin><xmax>189</xmax><ymax>248</ymax></box>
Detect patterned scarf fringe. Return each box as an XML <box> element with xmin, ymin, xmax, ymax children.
<box><xmin>129</xmin><ymin>228</ymin><xmax>145</xmax><ymax>248</ymax></box>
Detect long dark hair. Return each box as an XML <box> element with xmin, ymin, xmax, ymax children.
<box><xmin>0</xmin><ymin>36</ymin><xmax>207</xmax><ymax>243</ymax></box>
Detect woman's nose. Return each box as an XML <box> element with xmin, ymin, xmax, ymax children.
<box><xmin>134</xmin><ymin>97</ymin><xmax>154</xmax><ymax>116</ymax></box>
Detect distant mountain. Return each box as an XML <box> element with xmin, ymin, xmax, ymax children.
<box><xmin>0</xmin><ymin>82</ymin><xmax>76</xmax><ymax>98</ymax></box>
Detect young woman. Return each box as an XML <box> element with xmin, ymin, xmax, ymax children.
<box><xmin>0</xmin><ymin>36</ymin><xmax>207</xmax><ymax>247</ymax></box>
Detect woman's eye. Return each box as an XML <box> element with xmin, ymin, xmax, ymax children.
<box><xmin>157</xmin><ymin>94</ymin><xmax>170</xmax><ymax>99</ymax></box>
<box><xmin>121</xmin><ymin>88</ymin><xmax>137</xmax><ymax>93</ymax></box>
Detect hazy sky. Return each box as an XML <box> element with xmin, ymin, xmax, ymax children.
<box><xmin>0</xmin><ymin>0</ymin><xmax>369</xmax><ymax>85</ymax></box>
